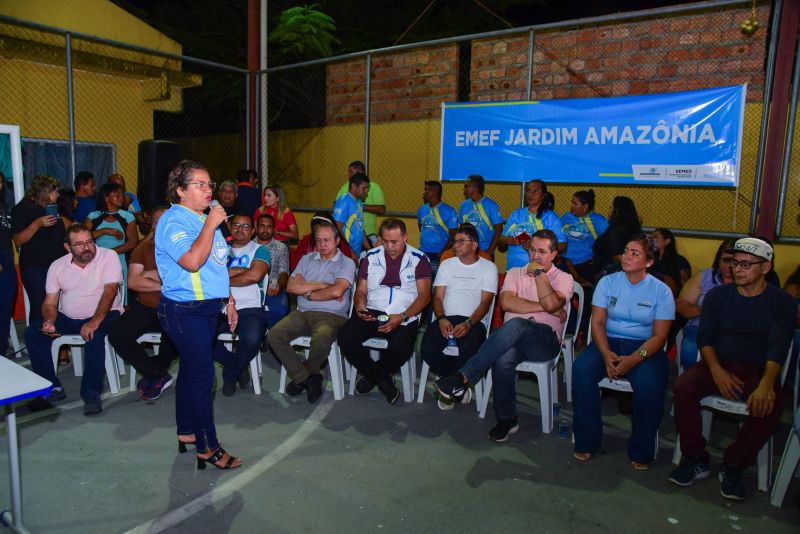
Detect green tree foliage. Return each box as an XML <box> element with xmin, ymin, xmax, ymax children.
<box><xmin>269</xmin><ymin>4</ymin><xmax>339</xmax><ymax>64</ymax></box>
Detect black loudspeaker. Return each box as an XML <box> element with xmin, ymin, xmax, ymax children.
<box><xmin>137</xmin><ymin>140</ymin><xmax>182</xmax><ymax>209</ymax></box>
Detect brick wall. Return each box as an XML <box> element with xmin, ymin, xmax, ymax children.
<box><xmin>325</xmin><ymin>4</ymin><xmax>770</xmax><ymax>124</ymax></box>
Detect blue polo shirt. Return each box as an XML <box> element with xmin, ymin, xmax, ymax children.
<box><xmin>502</xmin><ymin>207</ymin><xmax>566</xmax><ymax>269</ymax></box>
<box><xmin>155</xmin><ymin>204</ymin><xmax>230</xmax><ymax>302</ymax></box>
<box><xmin>333</xmin><ymin>193</ymin><xmax>365</xmax><ymax>256</ymax></box>
<box><xmin>74</xmin><ymin>196</ymin><xmax>97</xmax><ymax>224</ymax></box>
<box><xmin>592</xmin><ymin>271</ymin><xmax>674</xmax><ymax>340</ymax></box>
<box><xmin>458</xmin><ymin>197</ymin><xmax>503</xmax><ymax>252</ymax></box>
<box><xmin>561</xmin><ymin>211</ymin><xmax>609</xmax><ymax>265</ymax></box>
<box><xmin>417</xmin><ymin>202</ymin><xmax>457</xmax><ymax>254</ymax></box>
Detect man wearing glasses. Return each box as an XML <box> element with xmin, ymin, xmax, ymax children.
<box><xmin>213</xmin><ymin>213</ymin><xmax>270</xmax><ymax>396</ymax></box>
<box><xmin>24</xmin><ymin>224</ymin><xmax>123</xmax><ymax>415</ymax></box>
<box><xmin>420</xmin><ymin>224</ymin><xmax>497</xmax><ymax>410</ymax></box>
<box><xmin>670</xmin><ymin>237</ymin><xmax>795</xmax><ymax>501</ymax></box>
<box><xmin>435</xmin><ymin>229</ymin><xmax>573</xmax><ymax>441</ymax></box>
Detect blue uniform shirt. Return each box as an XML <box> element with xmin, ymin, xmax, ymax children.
<box><xmin>417</xmin><ymin>202</ymin><xmax>457</xmax><ymax>254</ymax></box>
<box><xmin>155</xmin><ymin>204</ymin><xmax>230</xmax><ymax>302</ymax></box>
<box><xmin>458</xmin><ymin>197</ymin><xmax>503</xmax><ymax>252</ymax></box>
<box><xmin>592</xmin><ymin>271</ymin><xmax>674</xmax><ymax>340</ymax></box>
<box><xmin>560</xmin><ymin>211</ymin><xmax>609</xmax><ymax>265</ymax></box>
<box><xmin>502</xmin><ymin>207</ymin><xmax>566</xmax><ymax>269</ymax></box>
<box><xmin>74</xmin><ymin>196</ymin><xmax>97</xmax><ymax>224</ymax></box>
<box><xmin>333</xmin><ymin>193</ymin><xmax>365</xmax><ymax>256</ymax></box>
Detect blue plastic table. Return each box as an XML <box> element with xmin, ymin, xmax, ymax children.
<box><xmin>0</xmin><ymin>358</ymin><xmax>52</xmax><ymax>534</ymax></box>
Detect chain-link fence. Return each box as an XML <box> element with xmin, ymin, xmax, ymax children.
<box><xmin>265</xmin><ymin>1</ymin><xmax>776</xmax><ymax>239</ymax></box>
<box><xmin>0</xmin><ymin>17</ymin><xmax>247</xmax><ymax>209</ymax></box>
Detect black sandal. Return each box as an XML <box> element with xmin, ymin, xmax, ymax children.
<box><xmin>197</xmin><ymin>446</ymin><xmax>241</xmax><ymax>470</ymax></box>
<box><xmin>177</xmin><ymin>435</ymin><xmax>196</xmax><ymax>453</ymax></box>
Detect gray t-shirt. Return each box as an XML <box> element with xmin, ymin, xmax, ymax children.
<box><xmin>294</xmin><ymin>250</ymin><xmax>356</xmax><ymax>317</ymax></box>
<box><xmin>257</xmin><ymin>238</ymin><xmax>289</xmax><ymax>288</ymax></box>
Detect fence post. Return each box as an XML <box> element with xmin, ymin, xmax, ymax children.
<box><xmin>364</xmin><ymin>53</ymin><xmax>372</xmax><ymax>174</ymax></box>
<box><xmin>65</xmin><ymin>32</ymin><xmax>76</xmax><ymax>182</ymax></box>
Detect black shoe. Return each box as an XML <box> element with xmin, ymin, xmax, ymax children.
<box><xmin>305</xmin><ymin>373</ymin><xmax>324</xmax><ymax>404</ymax></box>
<box><xmin>434</xmin><ymin>373</ymin><xmax>467</xmax><ymax>400</ymax></box>
<box><xmin>142</xmin><ymin>373</ymin><xmax>173</xmax><ymax>401</ymax></box>
<box><xmin>286</xmin><ymin>380</ymin><xmax>305</xmax><ymax>396</ymax></box>
<box><xmin>377</xmin><ymin>375</ymin><xmax>400</xmax><ymax>405</ymax></box>
<box><xmin>28</xmin><ymin>396</ymin><xmax>54</xmax><ymax>412</ymax></box>
<box><xmin>355</xmin><ymin>376</ymin><xmax>376</xmax><ymax>395</ymax></box>
<box><xmin>719</xmin><ymin>463</ymin><xmax>746</xmax><ymax>501</ymax></box>
<box><xmin>83</xmin><ymin>398</ymin><xmax>103</xmax><ymax>416</ymax></box>
<box><xmin>488</xmin><ymin>417</ymin><xmax>519</xmax><ymax>442</ymax></box>
<box><xmin>46</xmin><ymin>386</ymin><xmax>67</xmax><ymax>403</ymax></box>
<box><xmin>222</xmin><ymin>382</ymin><xmax>237</xmax><ymax>397</ymax></box>
<box><xmin>668</xmin><ymin>456</ymin><xmax>710</xmax><ymax>487</ymax></box>
<box><xmin>238</xmin><ymin>368</ymin><xmax>251</xmax><ymax>390</ymax></box>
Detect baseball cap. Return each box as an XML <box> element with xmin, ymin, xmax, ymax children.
<box><xmin>725</xmin><ymin>237</ymin><xmax>773</xmax><ymax>261</ymax></box>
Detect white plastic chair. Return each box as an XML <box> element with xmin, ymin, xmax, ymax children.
<box><xmin>124</xmin><ymin>332</ymin><xmax>164</xmax><ymax>392</ymax></box>
<box><xmin>8</xmin><ymin>318</ymin><xmax>23</xmax><ymax>358</ymax></box>
<box><xmin>348</xmin><ymin>337</ymin><xmax>417</xmax><ymax>403</ymax></box>
<box><xmin>562</xmin><ymin>282</ymin><xmax>584</xmax><ymax>403</ymax></box>
<box><xmin>50</xmin><ymin>334</ymin><xmax>121</xmax><ymax>395</ymax></box>
<box><xmin>478</xmin><ymin>298</ymin><xmax>572</xmax><ymax>433</ymax></box>
<box><xmin>672</xmin><ymin>342</ymin><xmax>794</xmax><ymax>492</ymax></box>
<box><xmin>770</xmin><ymin>429</ymin><xmax>799</xmax><ymax>507</ymax></box>
<box><xmin>217</xmin><ymin>332</ymin><xmax>265</xmax><ymax>395</ymax></box>
<box><xmin>416</xmin><ymin>295</ymin><xmax>496</xmax><ymax>410</ymax></box>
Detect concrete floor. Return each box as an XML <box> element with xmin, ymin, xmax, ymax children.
<box><xmin>1</xmin><ymin>332</ymin><xmax>799</xmax><ymax>533</ymax></box>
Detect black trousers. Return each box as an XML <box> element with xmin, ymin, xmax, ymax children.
<box><xmin>337</xmin><ymin>310</ymin><xmax>418</xmax><ymax>384</ymax></box>
<box><xmin>420</xmin><ymin>315</ymin><xmax>486</xmax><ymax>377</ymax></box>
<box><xmin>108</xmin><ymin>300</ymin><xmax>178</xmax><ymax>380</ymax></box>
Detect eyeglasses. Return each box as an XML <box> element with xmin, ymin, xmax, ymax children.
<box><xmin>70</xmin><ymin>239</ymin><xmax>95</xmax><ymax>249</ymax></box>
<box><xmin>187</xmin><ymin>181</ymin><xmax>216</xmax><ymax>191</ymax></box>
<box><xmin>231</xmin><ymin>223</ymin><xmax>251</xmax><ymax>230</ymax></box>
<box><xmin>453</xmin><ymin>238</ymin><xmax>474</xmax><ymax>245</ymax></box>
<box><xmin>731</xmin><ymin>260</ymin><xmax>766</xmax><ymax>269</ymax></box>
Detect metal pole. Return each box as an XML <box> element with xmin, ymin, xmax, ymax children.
<box><xmin>260</xmin><ymin>0</ymin><xmax>268</xmax><ymax>187</ymax></box>
<box><xmin>245</xmin><ymin>72</ymin><xmax>251</xmax><ymax>169</ymax></box>
<box><xmin>774</xmin><ymin>17</ymin><xmax>800</xmax><ymax>237</ymax></box>
<box><xmin>526</xmin><ymin>29</ymin><xmax>534</xmax><ymax>100</ymax></box>
<box><xmin>65</xmin><ymin>33</ymin><xmax>76</xmax><ymax>183</ymax></box>
<box><xmin>520</xmin><ymin>182</ymin><xmax>526</xmax><ymax>209</ymax></box>
<box><xmin>750</xmin><ymin>0</ymin><xmax>783</xmax><ymax>233</ymax></box>
<box><xmin>364</xmin><ymin>53</ymin><xmax>372</xmax><ymax>173</ymax></box>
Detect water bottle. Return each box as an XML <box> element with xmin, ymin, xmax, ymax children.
<box><xmin>443</xmin><ymin>334</ymin><xmax>459</xmax><ymax>356</ymax></box>
<box><xmin>558</xmin><ymin>419</ymin><xmax>570</xmax><ymax>439</ymax></box>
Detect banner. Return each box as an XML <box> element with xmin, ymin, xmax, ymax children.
<box><xmin>440</xmin><ymin>85</ymin><xmax>745</xmax><ymax>187</ymax></box>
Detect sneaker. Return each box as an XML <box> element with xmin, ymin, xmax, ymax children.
<box><xmin>377</xmin><ymin>375</ymin><xmax>400</xmax><ymax>405</ymax></box>
<box><xmin>238</xmin><ymin>368</ymin><xmax>251</xmax><ymax>390</ymax></box>
<box><xmin>47</xmin><ymin>386</ymin><xmax>67</xmax><ymax>403</ymax></box>
<box><xmin>28</xmin><ymin>396</ymin><xmax>54</xmax><ymax>413</ymax></box>
<box><xmin>459</xmin><ymin>387</ymin><xmax>473</xmax><ymax>405</ymax></box>
<box><xmin>286</xmin><ymin>380</ymin><xmax>305</xmax><ymax>396</ymax></box>
<box><xmin>437</xmin><ymin>397</ymin><xmax>455</xmax><ymax>410</ymax></box>
<box><xmin>355</xmin><ymin>376</ymin><xmax>376</xmax><ymax>395</ymax></box>
<box><xmin>83</xmin><ymin>398</ymin><xmax>103</xmax><ymax>416</ymax></box>
<box><xmin>668</xmin><ymin>456</ymin><xmax>710</xmax><ymax>487</ymax></box>
<box><xmin>719</xmin><ymin>464</ymin><xmax>746</xmax><ymax>501</ymax></box>
<box><xmin>142</xmin><ymin>374</ymin><xmax>173</xmax><ymax>401</ymax></box>
<box><xmin>434</xmin><ymin>373</ymin><xmax>467</xmax><ymax>400</ymax></box>
<box><xmin>136</xmin><ymin>378</ymin><xmax>150</xmax><ymax>394</ymax></box>
<box><xmin>305</xmin><ymin>373</ymin><xmax>324</xmax><ymax>404</ymax></box>
<box><xmin>221</xmin><ymin>382</ymin><xmax>237</xmax><ymax>397</ymax></box>
<box><xmin>488</xmin><ymin>417</ymin><xmax>519</xmax><ymax>442</ymax></box>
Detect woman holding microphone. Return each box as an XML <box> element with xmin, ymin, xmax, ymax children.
<box><xmin>155</xmin><ymin>160</ymin><xmax>241</xmax><ymax>470</ymax></box>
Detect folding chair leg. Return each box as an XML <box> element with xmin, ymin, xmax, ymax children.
<box><xmin>672</xmin><ymin>434</ymin><xmax>683</xmax><ymax>465</ymax></box>
<box><xmin>278</xmin><ymin>365</ymin><xmax>288</xmax><ymax>394</ymax></box>
<box><xmin>479</xmin><ymin>371</ymin><xmax>492</xmax><ymax>419</ymax></box>
<box><xmin>536</xmin><ymin>368</ymin><xmax>553</xmax><ymax>434</ymax></box>
<box><xmin>417</xmin><ymin>360</ymin><xmax>430</xmax><ymax>403</ymax></box>
<box><xmin>400</xmin><ymin>361</ymin><xmax>414</xmax><ymax>403</ymax></box>
<box><xmin>564</xmin><ymin>342</ymin><xmax>573</xmax><ymax>403</ymax></box>
<box><xmin>104</xmin><ymin>340</ymin><xmax>121</xmax><ymax>395</ymax></box>
<box><xmin>771</xmin><ymin>432</ymin><xmax>800</xmax><ymax>507</ymax></box>
<box><xmin>757</xmin><ymin>438</ymin><xmax>772</xmax><ymax>492</ymax></box>
<box><xmin>328</xmin><ymin>344</ymin><xmax>344</xmax><ymax>400</ymax></box>
<box><xmin>249</xmin><ymin>354</ymin><xmax>262</xmax><ymax>395</ymax></box>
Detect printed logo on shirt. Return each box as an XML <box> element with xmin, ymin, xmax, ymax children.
<box><xmin>637</xmin><ymin>301</ymin><xmax>653</xmax><ymax>308</ymax></box>
<box><xmin>608</xmin><ymin>296</ymin><xmax>618</xmax><ymax>308</ymax></box>
<box><xmin>170</xmin><ymin>231</ymin><xmax>187</xmax><ymax>242</ymax></box>
<box><xmin>229</xmin><ymin>254</ymin><xmax>252</xmax><ymax>268</ymax></box>
<box><xmin>405</xmin><ymin>273</ymin><xmax>415</xmax><ymax>282</ymax></box>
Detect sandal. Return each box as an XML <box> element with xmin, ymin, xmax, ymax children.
<box><xmin>574</xmin><ymin>452</ymin><xmax>592</xmax><ymax>462</ymax></box>
<box><xmin>177</xmin><ymin>434</ymin><xmax>196</xmax><ymax>453</ymax></box>
<box><xmin>197</xmin><ymin>446</ymin><xmax>242</xmax><ymax>470</ymax></box>
<box><xmin>630</xmin><ymin>461</ymin><xmax>649</xmax><ymax>471</ymax></box>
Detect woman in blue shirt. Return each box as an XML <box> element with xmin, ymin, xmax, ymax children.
<box><xmin>560</xmin><ymin>189</ymin><xmax>609</xmax><ymax>288</ymax></box>
<box><xmin>85</xmin><ymin>183</ymin><xmax>138</xmax><ymax>304</ymax></box>
<box><xmin>572</xmin><ymin>233</ymin><xmax>674</xmax><ymax>470</ymax></box>
<box><xmin>155</xmin><ymin>160</ymin><xmax>241</xmax><ymax>470</ymax></box>
<box><xmin>500</xmin><ymin>179</ymin><xmax>565</xmax><ymax>270</ymax></box>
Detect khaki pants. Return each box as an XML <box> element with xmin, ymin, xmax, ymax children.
<box><xmin>267</xmin><ymin>310</ymin><xmax>347</xmax><ymax>383</ymax></box>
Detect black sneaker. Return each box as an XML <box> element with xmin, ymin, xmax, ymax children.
<box><xmin>489</xmin><ymin>417</ymin><xmax>519</xmax><ymax>442</ymax></box>
<box><xmin>305</xmin><ymin>373</ymin><xmax>324</xmax><ymax>403</ymax></box>
<box><xmin>377</xmin><ymin>375</ymin><xmax>400</xmax><ymax>405</ymax></box>
<box><xmin>46</xmin><ymin>386</ymin><xmax>67</xmax><ymax>403</ymax></box>
<box><xmin>221</xmin><ymin>382</ymin><xmax>237</xmax><ymax>397</ymax></box>
<box><xmin>238</xmin><ymin>368</ymin><xmax>251</xmax><ymax>390</ymax></box>
<box><xmin>142</xmin><ymin>373</ymin><xmax>173</xmax><ymax>401</ymax></box>
<box><xmin>83</xmin><ymin>398</ymin><xmax>103</xmax><ymax>416</ymax></box>
<box><xmin>668</xmin><ymin>456</ymin><xmax>710</xmax><ymax>487</ymax></box>
<box><xmin>355</xmin><ymin>376</ymin><xmax>376</xmax><ymax>395</ymax></box>
<box><xmin>136</xmin><ymin>378</ymin><xmax>150</xmax><ymax>394</ymax></box>
<box><xmin>286</xmin><ymin>380</ymin><xmax>305</xmax><ymax>396</ymax></box>
<box><xmin>719</xmin><ymin>463</ymin><xmax>746</xmax><ymax>501</ymax></box>
<box><xmin>434</xmin><ymin>373</ymin><xmax>467</xmax><ymax>400</ymax></box>
<box><xmin>28</xmin><ymin>396</ymin><xmax>54</xmax><ymax>413</ymax></box>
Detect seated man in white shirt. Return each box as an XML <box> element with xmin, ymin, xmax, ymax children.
<box><xmin>420</xmin><ymin>224</ymin><xmax>497</xmax><ymax>409</ymax></box>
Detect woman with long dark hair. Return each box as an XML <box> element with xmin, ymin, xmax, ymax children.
<box><xmin>254</xmin><ymin>184</ymin><xmax>298</xmax><ymax>242</ymax></box>
<box><xmin>592</xmin><ymin>195</ymin><xmax>641</xmax><ymax>274</ymax></box>
<box><xmin>155</xmin><ymin>160</ymin><xmax>241</xmax><ymax>470</ymax></box>
<box><xmin>500</xmin><ymin>179</ymin><xmax>565</xmax><ymax>269</ymax></box>
<box><xmin>652</xmin><ymin>227</ymin><xmax>691</xmax><ymax>294</ymax></box>
<box><xmin>0</xmin><ymin>175</ymin><xmax>18</xmax><ymax>357</ymax></box>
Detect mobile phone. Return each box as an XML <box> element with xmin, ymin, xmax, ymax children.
<box><xmin>517</xmin><ymin>231</ymin><xmax>531</xmax><ymax>242</ymax></box>
<box><xmin>46</xmin><ymin>204</ymin><xmax>58</xmax><ymax>217</ymax></box>
<box><xmin>39</xmin><ymin>328</ymin><xmax>61</xmax><ymax>337</ymax></box>
<box><xmin>368</xmin><ymin>233</ymin><xmax>379</xmax><ymax>246</ymax></box>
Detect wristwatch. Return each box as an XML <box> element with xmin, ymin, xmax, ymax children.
<box><xmin>401</xmin><ymin>312</ymin><xmax>410</xmax><ymax>322</ymax></box>
<box><xmin>638</xmin><ymin>347</ymin><xmax>649</xmax><ymax>359</ymax></box>
<box><xmin>464</xmin><ymin>318</ymin><xmax>473</xmax><ymax>328</ymax></box>
<box><xmin>304</xmin><ymin>290</ymin><xmax>312</xmax><ymax>301</ymax></box>
<box><xmin>436</xmin><ymin>314</ymin><xmax>446</xmax><ymax>321</ymax></box>
<box><xmin>533</xmin><ymin>268</ymin><xmax>545</xmax><ymax>277</ymax></box>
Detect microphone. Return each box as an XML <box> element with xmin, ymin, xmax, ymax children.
<box><xmin>209</xmin><ymin>200</ymin><xmax>232</xmax><ymax>243</ymax></box>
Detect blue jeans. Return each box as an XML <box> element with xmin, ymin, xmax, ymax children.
<box><xmin>460</xmin><ymin>317</ymin><xmax>560</xmax><ymax>420</ymax></box>
<box><xmin>0</xmin><ymin>250</ymin><xmax>17</xmax><ymax>356</ymax></box>
<box><xmin>158</xmin><ymin>296</ymin><xmax>223</xmax><ymax>453</ymax></box>
<box><xmin>214</xmin><ymin>307</ymin><xmax>268</xmax><ymax>384</ymax></box>
<box><xmin>572</xmin><ymin>337</ymin><xmax>668</xmax><ymax>464</ymax></box>
<box><xmin>21</xmin><ymin>264</ymin><xmax>48</xmax><ymax>324</ymax></box>
<box><xmin>265</xmin><ymin>292</ymin><xmax>289</xmax><ymax>329</ymax></box>
<box><xmin>679</xmin><ymin>323</ymin><xmax>700</xmax><ymax>372</ymax></box>
<box><xmin>25</xmin><ymin>311</ymin><xmax>120</xmax><ymax>401</ymax></box>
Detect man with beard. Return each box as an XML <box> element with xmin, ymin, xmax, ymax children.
<box><xmin>25</xmin><ymin>224</ymin><xmax>124</xmax><ymax>415</ymax></box>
